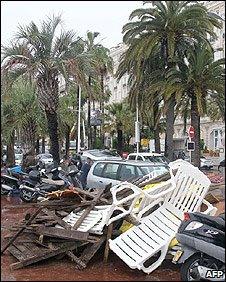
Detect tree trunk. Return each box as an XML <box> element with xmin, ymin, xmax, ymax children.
<box><xmin>45</xmin><ymin>110</ymin><xmax>60</xmax><ymax>166</ymax></box>
<box><xmin>191</xmin><ymin>94</ymin><xmax>201</xmax><ymax>168</ymax></box>
<box><xmin>65</xmin><ymin>125</ymin><xmax>70</xmax><ymax>157</ymax></box>
<box><xmin>41</xmin><ymin>137</ymin><xmax>45</xmax><ymax>153</ymax></box>
<box><xmin>21</xmin><ymin>120</ymin><xmax>37</xmax><ymax>169</ymax></box>
<box><xmin>154</xmin><ymin>128</ymin><xmax>161</xmax><ymax>153</ymax></box>
<box><xmin>93</xmin><ymin>126</ymin><xmax>97</xmax><ymax>148</ymax></box>
<box><xmin>164</xmin><ymin>96</ymin><xmax>176</xmax><ymax>161</ymax></box>
<box><xmin>35</xmin><ymin>138</ymin><xmax>40</xmax><ymax>155</ymax></box>
<box><xmin>87</xmin><ymin>76</ymin><xmax>92</xmax><ymax>149</ymax></box>
<box><xmin>6</xmin><ymin>131</ymin><xmax>15</xmax><ymax>166</ymax></box>
<box><xmin>117</xmin><ymin>125</ymin><xmax>123</xmax><ymax>156</ymax></box>
<box><xmin>153</xmin><ymin>104</ymin><xmax>161</xmax><ymax>153</ymax></box>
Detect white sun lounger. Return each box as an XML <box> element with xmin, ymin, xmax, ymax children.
<box><xmin>109</xmin><ymin>161</ymin><xmax>216</xmax><ymax>274</ymax></box>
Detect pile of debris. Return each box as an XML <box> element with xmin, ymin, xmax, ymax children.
<box><xmin>1</xmin><ymin>163</ymin><xmax>223</xmax><ymax>272</ymax></box>
<box><xmin>1</xmin><ymin>171</ymin><xmax>160</xmax><ymax>271</ymax></box>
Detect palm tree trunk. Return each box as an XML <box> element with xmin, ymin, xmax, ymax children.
<box><xmin>36</xmin><ymin>138</ymin><xmax>40</xmax><ymax>154</ymax></box>
<box><xmin>6</xmin><ymin>131</ymin><xmax>15</xmax><ymax>166</ymax></box>
<box><xmin>93</xmin><ymin>126</ymin><xmax>97</xmax><ymax>148</ymax></box>
<box><xmin>153</xmin><ymin>104</ymin><xmax>161</xmax><ymax>153</ymax></box>
<box><xmin>21</xmin><ymin>120</ymin><xmax>36</xmax><ymax>159</ymax></box>
<box><xmin>117</xmin><ymin>125</ymin><xmax>123</xmax><ymax>156</ymax></box>
<box><xmin>64</xmin><ymin>125</ymin><xmax>70</xmax><ymax>157</ymax></box>
<box><xmin>164</xmin><ymin>96</ymin><xmax>176</xmax><ymax>161</ymax></box>
<box><xmin>191</xmin><ymin>95</ymin><xmax>201</xmax><ymax>168</ymax></box>
<box><xmin>41</xmin><ymin>137</ymin><xmax>45</xmax><ymax>153</ymax></box>
<box><xmin>154</xmin><ymin>128</ymin><xmax>161</xmax><ymax>153</ymax></box>
<box><xmin>45</xmin><ymin>110</ymin><xmax>60</xmax><ymax>166</ymax></box>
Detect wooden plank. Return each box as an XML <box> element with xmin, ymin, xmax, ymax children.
<box><xmin>66</xmin><ymin>251</ymin><xmax>86</xmax><ymax>269</ymax></box>
<box><xmin>15</xmin><ymin>244</ymin><xmax>33</xmax><ymax>257</ymax></box>
<box><xmin>79</xmin><ymin>236</ymin><xmax>106</xmax><ymax>267</ymax></box>
<box><xmin>10</xmin><ymin>242</ymin><xmax>78</xmax><ymax>270</ymax></box>
<box><xmin>72</xmin><ymin>189</ymin><xmax>106</xmax><ymax>230</ymax></box>
<box><xmin>41</xmin><ymin>208</ymin><xmax>72</xmax><ymax>230</ymax></box>
<box><xmin>103</xmin><ymin>223</ymin><xmax>113</xmax><ymax>263</ymax></box>
<box><xmin>1</xmin><ymin>207</ymin><xmax>43</xmax><ymax>254</ymax></box>
<box><xmin>33</xmin><ymin>226</ymin><xmax>90</xmax><ymax>241</ymax></box>
<box><xmin>8</xmin><ymin>244</ymin><xmax>27</xmax><ymax>261</ymax></box>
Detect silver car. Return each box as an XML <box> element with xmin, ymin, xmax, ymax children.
<box><xmin>86</xmin><ymin>160</ymin><xmax>169</xmax><ymax>189</ymax></box>
<box><xmin>81</xmin><ymin>149</ymin><xmax>122</xmax><ymax>163</ymax></box>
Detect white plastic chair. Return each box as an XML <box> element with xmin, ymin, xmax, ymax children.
<box><xmin>109</xmin><ymin>161</ymin><xmax>216</xmax><ymax>274</ymax></box>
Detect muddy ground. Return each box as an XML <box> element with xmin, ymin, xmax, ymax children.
<box><xmin>1</xmin><ymin>194</ymin><xmax>224</xmax><ymax>281</ymax></box>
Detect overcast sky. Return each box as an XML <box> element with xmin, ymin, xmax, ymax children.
<box><xmin>1</xmin><ymin>1</ymin><xmax>143</xmax><ymax>49</ymax></box>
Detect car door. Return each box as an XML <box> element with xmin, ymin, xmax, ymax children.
<box><xmin>86</xmin><ymin>162</ymin><xmax>106</xmax><ymax>189</ymax></box>
<box><xmin>118</xmin><ymin>164</ymin><xmax>137</xmax><ymax>182</ymax></box>
<box><xmin>101</xmin><ymin>163</ymin><xmax>121</xmax><ymax>187</ymax></box>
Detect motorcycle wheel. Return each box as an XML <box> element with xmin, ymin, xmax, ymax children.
<box><xmin>1</xmin><ymin>187</ymin><xmax>9</xmax><ymax>195</ymax></box>
<box><xmin>20</xmin><ymin>189</ymin><xmax>37</xmax><ymax>203</ymax></box>
<box><xmin>180</xmin><ymin>254</ymin><xmax>219</xmax><ymax>281</ymax></box>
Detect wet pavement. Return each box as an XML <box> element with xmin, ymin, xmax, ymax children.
<box><xmin>1</xmin><ymin>195</ymin><xmax>224</xmax><ymax>281</ymax></box>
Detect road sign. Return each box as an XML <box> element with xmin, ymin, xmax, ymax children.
<box><xmin>187</xmin><ymin>141</ymin><xmax>195</xmax><ymax>151</ymax></box>
<box><xmin>188</xmin><ymin>126</ymin><xmax>195</xmax><ymax>139</ymax></box>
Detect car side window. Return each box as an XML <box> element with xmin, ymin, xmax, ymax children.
<box><xmin>118</xmin><ymin>165</ymin><xmax>136</xmax><ymax>181</ymax></box>
<box><xmin>102</xmin><ymin>163</ymin><xmax>119</xmax><ymax>180</ymax></box>
<box><xmin>137</xmin><ymin>156</ymin><xmax>143</xmax><ymax>161</ymax></box>
<box><xmin>93</xmin><ymin>163</ymin><xmax>105</xmax><ymax>177</ymax></box>
<box><xmin>136</xmin><ymin>167</ymin><xmax>144</xmax><ymax>177</ymax></box>
<box><xmin>128</xmin><ymin>155</ymin><xmax>136</xmax><ymax>160</ymax></box>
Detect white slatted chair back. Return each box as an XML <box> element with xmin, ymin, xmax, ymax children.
<box><xmin>165</xmin><ymin>161</ymin><xmax>211</xmax><ymax>216</ymax></box>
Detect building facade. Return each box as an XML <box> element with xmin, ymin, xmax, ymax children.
<box><xmin>203</xmin><ymin>1</ymin><xmax>225</xmax><ymax>60</ymax></box>
<box><xmin>104</xmin><ymin>43</ymin><xmax>129</xmax><ymax>105</ymax></box>
<box><xmin>103</xmin><ymin>1</ymin><xmax>225</xmax><ymax>155</ymax></box>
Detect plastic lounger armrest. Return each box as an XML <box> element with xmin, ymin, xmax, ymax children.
<box><xmin>136</xmin><ymin>197</ymin><xmax>165</xmax><ymax>221</ymax></box>
<box><xmin>142</xmin><ymin>179</ymin><xmax>175</xmax><ymax>200</ymax></box>
<box><xmin>201</xmin><ymin>198</ymin><xmax>217</xmax><ymax>216</ymax></box>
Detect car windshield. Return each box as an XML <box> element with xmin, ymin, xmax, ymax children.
<box><xmin>140</xmin><ymin>165</ymin><xmax>169</xmax><ymax>176</ymax></box>
<box><xmin>144</xmin><ymin>156</ymin><xmax>168</xmax><ymax>163</ymax></box>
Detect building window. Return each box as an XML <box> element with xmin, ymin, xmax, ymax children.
<box><xmin>213</xmin><ymin>129</ymin><xmax>223</xmax><ymax>149</ymax></box>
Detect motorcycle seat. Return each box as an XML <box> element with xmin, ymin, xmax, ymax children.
<box><xmin>42</xmin><ymin>178</ymin><xmax>65</xmax><ymax>186</ymax></box>
<box><xmin>68</xmin><ymin>170</ymin><xmax>79</xmax><ymax>176</ymax></box>
<box><xmin>194</xmin><ymin>212</ymin><xmax>225</xmax><ymax>231</ymax></box>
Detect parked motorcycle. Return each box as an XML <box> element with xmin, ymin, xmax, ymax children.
<box><xmin>1</xmin><ymin>183</ymin><xmax>15</xmax><ymax>195</ymax></box>
<box><xmin>172</xmin><ymin>212</ymin><xmax>225</xmax><ymax>281</ymax></box>
<box><xmin>1</xmin><ymin>167</ymin><xmax>28</xmax><ymax>195</ymax></box>
<box><xmin>19</xmin><ymin>165</ymin><xmax>82</xmax><ymax>202</ymax></box>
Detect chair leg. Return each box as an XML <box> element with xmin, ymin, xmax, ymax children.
<box><xmin>139</xmin><ymin>242</ymin><xmax>170</xmax><ymax>274</ymax></box>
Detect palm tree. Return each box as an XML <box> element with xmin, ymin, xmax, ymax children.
<box><xmin>105</xmin><ymin>100</ymin><xmax>135</xmax><ymax>155</ymax></box>
<box><xmin>84</xmin><ymin>31</ymin><xmax>113</xmax><ymax>148</ymax></box>
<box><xmin>166</xmin><ymin>43</ymin><xmax>225</xmax><ymax>167</ymax></box>
<box><xmin>121</xmin><ymin>1</ymin><xmax>222</xmax><ymax>161</ymax></box>
<box><xmin>1</xmin><ymin>78</ymin><xmax>42</xmax><ymax>166</ymax></box>
<box><xmin>1</xmin><ymin>15</ymin><xmax>92</xmax><ymax>165</ymax></box>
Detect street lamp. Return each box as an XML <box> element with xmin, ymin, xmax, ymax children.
<box><xmin>135</xmin><ymin>99</ymin><xmax>140</xmax><ymax>153</ymax></box>
<box><xmin>77</xmin><ymin>85</ymin><xmax>81</xmax><ymax>153</ymax></box>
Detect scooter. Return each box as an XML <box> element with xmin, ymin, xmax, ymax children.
<box><xmin>172</xmin><ymin>212</ymin><xmax>225</xmax><ymax>281</ymax></box>
<box><xmin>19</xmin><ymin>166</ymin><xmax>66</xmax><ymax>202</ymax></box>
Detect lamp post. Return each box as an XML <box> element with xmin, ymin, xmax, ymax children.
<box><xmin>135</xmin><ymin>99</ymin><xmax>140</xmax><ymax>153</ymax></box>
<box><xmin>77</xmin><ymin>85</ymin><xmax>81</xmax><ymax>154</ymax></box>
